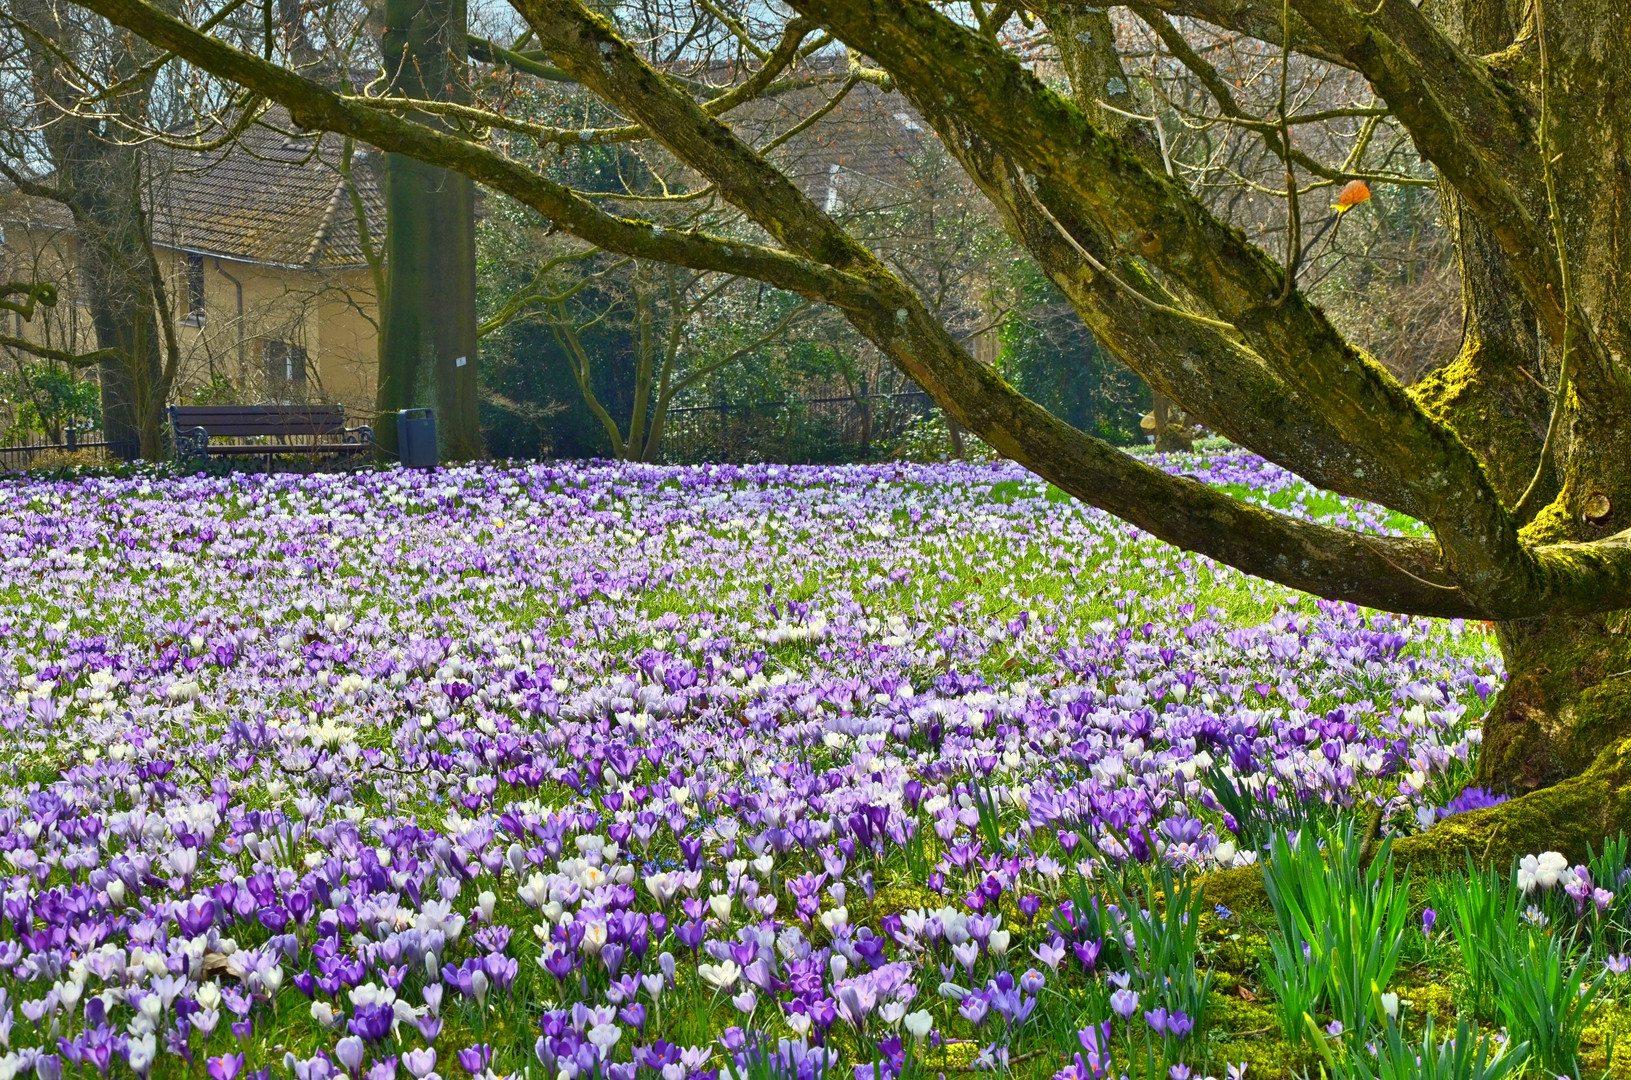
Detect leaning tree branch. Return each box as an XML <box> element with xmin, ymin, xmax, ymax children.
<box><xmin>0</xmin><ymin>160</ymin><xmax>72</xmax><ymax>208</ymax></box>
<box><xmin>1118</xmin><ymin>0</ymin><xmax>1353</xmax><ymax>69</ymax></box>
<box><xmin>0</xmin><ymin>334</ymin><xmax>123</xmax><ymax>367</ymax></box>
<box><xmin>923</xmin><ymin>99</ymin><xmax>1432</xmax><ymax>530</ymax></box>
<box><xmin>467</xmin><ymin>33</ymin><xmax>575</xmax><ymax>82</ymax></box>
<box><xmin>345</xmin><ymin>94</ymin><xmax>641</xmax><ymax>146</ymax></box>
<box><xmin>1</xmin><ymin>281</ymin><xmax>60</xmax><ymax>320</ymax></box>
<box><xmin>510</xmin><ymin>0</ymin><xmax>1487</xmax><ymax>616</ymax></box>
<box><xmin>460</xmin><ymin>19</ymin><xmax>813</xmax><ymax>148</ymax></box>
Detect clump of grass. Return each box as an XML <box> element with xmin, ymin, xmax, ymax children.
<box><xmin>1322</xmin><ymin>1016</ymin><xmax>1527</xmax><ymax>1080</ymax></box>
<box><xmin>1428</xmin><ymin>859</ymin><xmax>1521</xmax><ymax>1018</ymax></box>
<box><xmin>1260</xmin><ymin>821</ymin><xmax>1409</xmax><ymax>1047</ymax></box>
<box><xmin>1488</xmin><ymin>928</ymin><xmax>1607</xmax><ymax>1078</ymax></box>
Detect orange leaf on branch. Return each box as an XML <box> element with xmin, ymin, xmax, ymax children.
<box><xmin>1332</xmin><ymin>179</ymin><xmax>1372</xmax><ymax>213</ymax></box>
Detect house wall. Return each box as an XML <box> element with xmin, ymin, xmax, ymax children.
<box><xmin>0</xmin><ymin>219</ymin><xmax>380</xmax><ymax>420</ymax></box>
<box><xmin>0</xmin><ymin>219</ymin><xmax>95</xmax><ymax>364</ymax></box>
<box><xmin>159</xmin><ymin>248</ymin><xmax>379</xmax><ymax>414</ymax></box>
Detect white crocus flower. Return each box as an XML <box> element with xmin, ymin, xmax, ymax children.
<box><xmin>698</xmin><ymin>960</ymin><xmax>740</xmax><ymax>989</ymax></box>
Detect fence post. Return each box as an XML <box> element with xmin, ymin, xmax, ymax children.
<box><xmin>858</xmin><ymin>376</ymin><xmax>872</xmax><ymax>459</ymax></box>
<box><xmin>66</xmin><ymin>427</ymin><xmax>77</xmax><ymax>452</ymax></box>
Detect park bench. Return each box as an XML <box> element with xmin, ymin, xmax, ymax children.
<box><xmin>169</xmin><ymin>404</ymin><xmax>373</xmax><ymax>469</ymax></box>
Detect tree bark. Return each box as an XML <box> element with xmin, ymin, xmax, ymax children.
<box><xmin>1421</xmin><ymin>0</ymin><xmax>1631</xmax><ymax>795</ymax></box>
<box><xmin>377</xmin><ymin>0</ymin><xmax>482</xmax><ymax>461</ymax></box>
<box><xmin>13</xmin><ymin>0</ymin><xmax>168</xmax><ymax>459</ymax></box>
<box><xmin>1479</xmin><ymin>615</ymin><xmax>1631</xmax><ymax>792</ymax></box>
<box><xmin>1151</xmin><ymin>394</ymin><xmax>1193</xmax><ymax>453</ymax></box>
<box><xmin>78</xmin><ymin>191</ymin><xmax>166</xmax><ymax>460</ymax></box>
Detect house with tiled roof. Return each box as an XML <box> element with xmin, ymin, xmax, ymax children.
<box><xmin>0</xmin><ymin>106</ymin><xmax>384</xmax><ymax>415</ymax></box>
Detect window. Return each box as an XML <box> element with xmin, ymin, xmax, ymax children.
<box><xmin>263</xmin><ymin>340</ymin><xmax>308</xmax><ymax>396</ymax></box>
<box><xmin>184</xmin><ymin>253</ymin><xmax>206</xmax><ymax>324</ymax></box>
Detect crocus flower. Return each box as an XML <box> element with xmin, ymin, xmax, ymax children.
<box><xmin>454</xmin><ymin>1046</ymin><xmax>491</xmax><ymax>1077</ymax></box>
<box><xmin>402</xmin><ymin>1050</ymin><xmax>436</xmax><ymax>1080</ymax></box>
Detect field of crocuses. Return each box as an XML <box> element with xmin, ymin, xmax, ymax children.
<box><xmin>3</xmin><ymin>451</ymin><xmax>1627</xmax><ymax>1080</ymax></box>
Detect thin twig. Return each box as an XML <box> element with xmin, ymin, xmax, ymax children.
<box><xmin>759</xmin><ymin>75</ymin><xmax>859</xmax><ymax>155</ymax></box>
<box><xmin>1355</xmin><ymin>534</ymin><xmax>1464</xmax><ymax>594</ymax></box>
<box><xmin>1019</xmin><ymin>183</ymin><xmax>1237</xmax><ymax>334</ymax></box>
<box><xmin>1272</xmin><ymin>0</ymin><xmax>1300</xmax><ymax>306</ymax></box>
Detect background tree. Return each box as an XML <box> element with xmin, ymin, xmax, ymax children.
<box><xmin>376</xmin><ymin>0</ymin><xmax>481</xmax><ymax>460</ymax></box>
<box><xmin>998</xmin><ymin>259</ymin><xmax>1148</xmax><ymax>446</ymax></box>
<box><xmin>0</xmin><ymin>0</ymin><xmax>181</xmax><ymax>458</ymax></box>
<box><xmin>67</xmin><ymin>0</ymin><xmax>1631</xmax><ymax>861</ymax></box>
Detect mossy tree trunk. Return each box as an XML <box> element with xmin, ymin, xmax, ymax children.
<box><xmin>377</xmin><ymin>0</ymin><xmax>482</xmax><ymax>461</ymax></box>
<box><xmin>1393</xmin><ymin>0</ymin><xmax>1631</xmax><ymax>795</ymax></box>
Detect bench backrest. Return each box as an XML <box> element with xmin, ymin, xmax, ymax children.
<box><xmin>170</xmin><ymin>404</ymin><xmax>347</xmax><ymax>438</ymax></box>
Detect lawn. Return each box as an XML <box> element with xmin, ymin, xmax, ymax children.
<box><xmin>0</xmin><ymin>451</ymin><xmax>1620</xmax><ymax>1080</ymax></box>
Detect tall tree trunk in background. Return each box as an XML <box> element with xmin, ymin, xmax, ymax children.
<box><xmin>75</xmin><ymin>164</ymin><xmax>167</xmax><ymax>459</ymax></box>
<box><xmin>14</xmin><ymin>0</ymin><xmax>167</xmax><ymax>459</ymax></box>
<box><xmin>378</xmin><ymin>0</ymin><xmax>482</xmax><ymax>460</ymax></box>
<box><xmin>1151</xmin><ymin>394</ymin><xmax>1194</xmax><ymax>453</ymax></box>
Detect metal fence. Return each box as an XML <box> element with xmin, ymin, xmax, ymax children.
<box><xmin>657</xmin><ymin>390</ymin><xmax>937</xmax><ymax>464</ymax></box>
<box><xmin>0</xmin><ymin>395</ymin><xmax>940</xmax><ymax>469</ymax></box>
<box><xmin>0</xmin><ymin>428</ymin><xmax>133</xmax><ymax>472</ymax></box>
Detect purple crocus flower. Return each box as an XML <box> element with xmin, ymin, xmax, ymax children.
<box><xmin>455</xmin><ymin>1045</ymin><xmax>492</xmax><ymax>1077</ymax></box>
<box><xmin>348</xmin><ymin>1004</ymin><xmax>394</xmax><ymax>1043</ymax></box>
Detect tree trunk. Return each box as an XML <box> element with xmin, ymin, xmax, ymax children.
<box><xmin>377</xmin><ymin>0</ymin><xmax>482</xmax><ymax>461</ymax></box>
<box><xmin>1151</xmin><ymin>393</ymin><xmax>1193</xmax><ymax>452</ymax></box>
<box><xmin>14</xmin><ymin>0</ymin><xmax>167</xmax><ymax>459</ymax></box>
<box><xmin>73</xmin><ymin>158</ymin><xmax>167</xmax><ymax>459</ymax></box>
<box><xmin>1480</xmin><ymin>615</ymin><xmax>1631</xmax><ymax>792</ymax></box>
<box><xmin>1415</xmin><ymin>0</ymin><xmax>1631</xmax><ymax>797</ymax></box>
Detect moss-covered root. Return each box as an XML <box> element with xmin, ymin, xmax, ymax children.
<box><xmin>1395</xmin><ymin>731</ymin><xmax>1631</xmax><ymax>874</ymax></box>
<box><xmin>1201</xmin><ymin>732</ymin><xmax>1631</xmax><ymax>911</ymax></box>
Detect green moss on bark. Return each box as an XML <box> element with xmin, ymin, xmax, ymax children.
<box><xmin>1481</xmin><ymin>615</ymin><xmax>1631</xmax><ymax>790</ymax></box>
<box><xmin>1410</xmin><ymin>339</ymin><xmax>1548</xmax><ymax>507</ymax></box>
<box><xmin>1521</xmin><ymin>499</ymin><xmax>1575</xmax><ymax>545</ymax></box>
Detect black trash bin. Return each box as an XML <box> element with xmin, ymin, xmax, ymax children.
<box><xmin>397</xmin><ymin>408</ymin><xmax>438</xmax><ymax>469</ymax></box>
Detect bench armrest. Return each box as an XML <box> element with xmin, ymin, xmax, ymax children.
<box><xmin>167</xmin><ymin>406</ymin><xmax>211</xmax><ymax>461</ymax></box>
<box><xmin>175</xmin><ymin>427</ymin><xmax>210</xmax><ymax>460</ymax></box>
